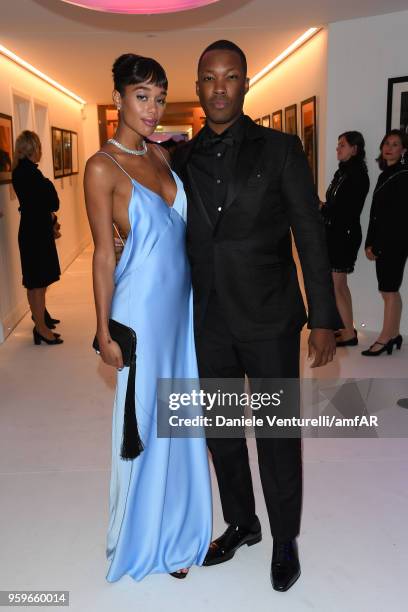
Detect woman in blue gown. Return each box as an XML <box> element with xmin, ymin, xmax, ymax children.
<box><xmin>84</xmin><ymin>54</ymin><xmax>212</xmax><ymax>581</ymax></box>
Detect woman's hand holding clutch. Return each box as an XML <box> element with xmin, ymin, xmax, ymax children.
<box><xmin>97</xmin><ymin>336</ymin><xmax>124</xmax><ymax>370</ymax></box>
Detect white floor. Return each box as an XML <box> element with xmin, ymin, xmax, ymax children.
<box><xmin>1</xmin><ymin>246</ymin><xmax>407</xmax><ymax>612</ymax></box>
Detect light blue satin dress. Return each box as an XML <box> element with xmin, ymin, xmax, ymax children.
<box><xmin>98</xmin><ymin>150</ymin><xmax>212</xmax><ymax>582</ymax></box>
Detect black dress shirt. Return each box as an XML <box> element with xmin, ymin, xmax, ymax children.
<box><xmin>189</xmin><ymin>114</ymin><xmax>246</xmax><ymax>225</ymax></box>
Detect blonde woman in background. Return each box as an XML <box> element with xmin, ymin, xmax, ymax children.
<box><xmin>12</xmin><ymin>131</ymin><xmax>63</xmax><ymax>345</ymax></box>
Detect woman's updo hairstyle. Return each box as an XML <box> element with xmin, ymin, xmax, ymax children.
<box><xmin>112</xmin><ymin>54</ymin><xmax>168</xmax><ymax>95</ymax></box>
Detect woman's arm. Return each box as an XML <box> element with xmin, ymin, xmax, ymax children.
<box><xmin>43</xmin><ymin>178</ymin><xmax>59</xmax><ymax>212</ymax></box>
<box><xmin>33</xmin><ymin>166</ymin><xmax>60</xmax><ymax>212</ymax></box>
<box><xmin>324</xmin><ymin>172</ymin><xmax>369</xmax><ymax>227</ymax></box>
<box><xmin>380</xmin><ymin>171</ymin><xmax>408</xmax><ymax>251</ymax></box>
<box><xmin>364</xmin><ymin>195</ymin><xmax>377</xmax><ymax>259</ymax></box>
<box><xmin>84</xmin><ymin>155</ymin><xmax>123</xmax><ymax>369</ymax></box>
<box><xmin>319</xmin><ymin>170</ymin><xmax>339</xmax><ymax>222</ymax></box>
<box><xmin>338</xmin><ymin>173</ymin><xmax>370</xmax><ymax>225</ymax></box>
<box><xmin>12</xmin><ymin>163</ymin><xmax>59</xmax><ymax>213</ymax></box>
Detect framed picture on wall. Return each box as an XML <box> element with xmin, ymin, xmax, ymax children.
<box><xmin>301</xmin><ymin>96</ymin><xmax>318</xmax><ymax>185</ymax></box>
<box><xmin>284</xmin><ymin>104</ymin><xmax>297</xmax><ymax>135</ymax></box>
<box><xmin>262</xmin><ymin>114</ymin><xmax>270</xmax><ymax>128</ymax></box>
<box><xmin>271</xmin><ymin>110</ymin><xmax>282</xmax><ymax>131</ymax></box>
<box><xmin>71</xmin><ymin>131</ymin><xmax>79</xmax><ymax>174</ymax></box>
<box><xmin>386</xmin><ymin>76</ymin><xmax>408</xmax><ymax>133</ymax></box>
<box><xmin>62</xmin><ymin>130</ymin><xmax>72</xmax><ymax>176</ymax></box>
<box><xmin>0</xmin><ymin>113</ymin><xmax>13</xmax><ymax>184</ymax></box>
<box><xmin>51</xmin><ymin>127</ymin><xmax>63</xmax><ymax>179</ymax></box>
<box><xmin>254</xmin><ymin>118</ymin><xmax>261</xmax><ymax>125</ymax></box>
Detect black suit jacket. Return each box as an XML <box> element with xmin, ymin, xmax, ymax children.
<box><xmin>365</xmin><ymin>164</ymin><xmax>408</xmax><ymax>256</ymax></box>
<box><xmin>173</xmin><ymin>115</ymin><xmax>342</xmax><ymax>340</ymax></box>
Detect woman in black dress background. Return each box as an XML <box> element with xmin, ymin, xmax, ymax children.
<box><xmin>362</xmin><ymin>129</ymin><xmax>408</xmax><ymax>356</ymax></box>
<box><xmin>321</xmin><ymin>131</ymin><xmax>370</xmax><ymax>346</ymax></box>
<box><xmin>12</xmin><ymin>131</ymin><xmax>63</xmax><ymax>345</ymax></box>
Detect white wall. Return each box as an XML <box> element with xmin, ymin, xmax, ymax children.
<box><xmin>243</xmin><ymin>30</ymin><xmax>328</xmax><ymax>303</ymax></box>
<box><xmin>244</xmin><ymin>29</ymin><xmax>328</xmax><ymax>196</ymax></box>
<box><xmin>0</xmin><ymin>54</ymin><xmax>97</xmax><ymax>342</ymax></box>
<box><xmin>326</xmin><ymin>10</ymin><xmax>408</xmax><ymax>334</ymax></box>
<box><xmin>82</xmin><ymin>103</ymin><xmax>101</xmax><ymax>163</ymax></box>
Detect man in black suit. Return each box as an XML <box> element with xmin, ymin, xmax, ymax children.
<box><xmin>173</xmin><ymin>40</ymin><xmax>342</xmax><ymax>592</ymax></box>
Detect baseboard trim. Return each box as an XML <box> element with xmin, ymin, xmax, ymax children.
<box><xmin>0</xmin><ymin>298</ymin><xmax>29</xmax><ymax>343</ymax></box>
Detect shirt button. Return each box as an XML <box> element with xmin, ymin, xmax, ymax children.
<box><xmin>217</xmin><ymin>206</ymin><xmax>222</xmax><ymax>212</ymax></box>
<box><xmin>216</xmin><ymin>179</ymin><xmax>222</xmax><ymax>184</ymax></box>
<box><xmin>216</xmin><ymin>152</ymin><xmax>222</xmax><ymax>157</ymax></box>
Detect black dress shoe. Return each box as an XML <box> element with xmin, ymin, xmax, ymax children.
<box><xmin>336</xmin><ymin>329</ymin><xmax>358</xmax><ymax>347</ymax></box>
<box><xmin>202</xmin><ymin>518</ymin><xmax>262</xmax><ymax>566</ymax></box>
<box><xmin>45</xmin><ymin>309</ymin><xmax>60</xmax><ymax>326</ymax></box>
<box><xmin>392</xmin><ymin>334</ymin><xmax>403</xmax><ymax>350</ymax></box>
<box><xmin>336</xmin><ymin>336</ymin><xmax>358</xmax><ymax>347</ymax></box>
<box><xmin>361</xmin><ymin>339</ymin><xmax>394</xmax><ymax>356</ymax></box>
<box><xmin>33</xmin><ymin>328</ymin><xmax>63</xmax><ymax>345</ymax></box>
<box><xmin>169</xmin><ymin>569</ymin><xmax>188</xmax><ymax>579</ymax></box>
<box><xmin>31</xmin><ymin>315</ymin><xmax>55</xmax><ymax>330</ymax></box>
<box><xmin>31</xmin><ymin>309</ymin><xmax>60</xmax><ymax>329</ymax></box>
<box><xmin>271</xmin><ymin>539</ymin><xmax>301</xmax><ymax>592</ymax></box>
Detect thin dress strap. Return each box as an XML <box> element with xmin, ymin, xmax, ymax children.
<box><xmin>96</xmin><ymin>151</ymin><xmax>133</xmax><ymax>182</ymax></box>
<box><xmin>154</xmin><ymin>144</ymin><xmax>172</xmax><ymax>171</ymax></box>
<box><xmin>96</xmin><ymin>151</ymin><xmax>130</xmax><ymax>246</ymax></box>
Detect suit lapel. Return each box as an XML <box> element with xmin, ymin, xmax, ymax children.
<box><xmin>174</xmin><ymin>132</ymin><xmax>214</xmax><ymax>230</ymax></box>
<box><xmin>186</xmin><ymin>164</ymin><xmax>214</xmax><ymax>229</ymax></box>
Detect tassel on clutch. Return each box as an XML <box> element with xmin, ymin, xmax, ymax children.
<box><xmin>93</xmin><ymin>319</ymin><xmax>143</xmax><ymax>460</ymax></box>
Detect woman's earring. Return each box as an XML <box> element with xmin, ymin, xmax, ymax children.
<box><xmin>401</xmin><ymin>154</ymin><xmax>406</xmax><ymax>165</ymax></box>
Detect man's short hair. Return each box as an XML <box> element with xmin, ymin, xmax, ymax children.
<box><xmin>197</xmin><ymin>40</ymin><xmax>247</xmax><ymax>76</ymax></box>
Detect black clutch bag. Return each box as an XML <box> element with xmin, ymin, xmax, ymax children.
<box><xmin>93</xmin><ymin>319</ymin><xmax>136</xmax><ymax>366</ymax></box>
<box><xmin>93</xmin><ymin>319</ymin><xmax>143</xmax><ymax>460</ymax></box>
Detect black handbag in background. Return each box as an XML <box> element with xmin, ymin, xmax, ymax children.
<box><xmin>93</xmin><ymin>319</ymin><xmax>143</xmax><ymax>460</ymax></box>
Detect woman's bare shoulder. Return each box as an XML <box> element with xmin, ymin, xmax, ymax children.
<box><xmin>86</xmin><ymin>150</ymin><xmax>110</xmax><ymax>172</ymax></box>
<box><xmin>85</xmin><ymin>150</ymin><xmax>118</xmax><ymax>186</ymax></box>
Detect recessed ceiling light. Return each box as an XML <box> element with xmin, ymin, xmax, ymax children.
<box><xmin>59</xmin><ymin>0</ymin><xmax>220</xmax><ymax>14</ymax></box>
<box><xmin>249</xmin><ymin>28</ymin><xmax>322</xmax><ymax>88</ymax></box>
<box><xmin>0</xmin><ymin>43</ymin><xmax>86</xmax><ymax>104</ymax></box>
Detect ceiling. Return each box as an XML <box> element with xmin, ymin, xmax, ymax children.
<box><xmin>0</xmin><ymin>0</ymin><xmax>407</xmax><ymax>104</ymax></box>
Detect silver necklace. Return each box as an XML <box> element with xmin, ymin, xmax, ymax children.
<box><xmin>108</xmin><ymin>137</ymin><xmax>147</xmax><ymax>156</ymax></box>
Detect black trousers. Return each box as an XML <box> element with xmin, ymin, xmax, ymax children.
<box><xmin>195</xmin><ymin>294</ymin><xmax>302</xmax><ymax>541</ymax></box>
